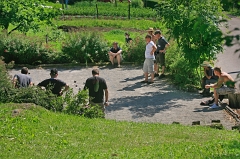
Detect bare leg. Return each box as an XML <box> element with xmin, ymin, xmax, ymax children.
<box><xmin>116</xmin><ymin>55</ymin><xmax>121</xmax><ymax>66</ymax></box>
<box><xmin>154</xmin><ymin>63</ymin><xmax>159</xmax><ymax>74</ymax></box>
<box><xmin>214</xmin><ymin>88</ymin><xmax>219</xmax><ymax>105</ymax></box>
<box><xmin>150</xmin><ymin>73</ymin><xmax>154</xmax><ymax>82</ymax></box>
<box><xmin>109</xmin><ymin>55</ymin><xmax>114</xmax><ymax>65</ymax></box>
<box><xmin>144</xmin><ymin>72</ymin><xmax>148</xmax><ymax>81</ymax></box>
<box><xmin>162</xmin><ymin>66</ymin><xmax>165</xmax><ymax>74</ymax></box>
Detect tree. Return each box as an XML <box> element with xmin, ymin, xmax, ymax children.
<box><xmin>157</xmin><ymin>0</ymin><xmax>224</xmax><ymax>66</ymax></box>
<box><xmin>0</xmin><ymin>0</ymin><xmax>60</xmax><ymax>35</ymax></box>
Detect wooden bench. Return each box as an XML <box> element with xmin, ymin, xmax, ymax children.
<box><xmin>228</xmin><ymin>91</ymin><xmax>240</xmax><ymax>108</ymax></box>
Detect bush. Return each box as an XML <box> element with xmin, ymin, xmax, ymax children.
<box><xmin>124</xmin><ymin>37</ymin><xmax>146</xmax><ymax>63</ymax></box>
<box><xmin>0</xmin><ymin>58</ymin><xmax>12</xmax><ymax>102</ymax></box>
<box><xmin>0</xmin><ymin>34</ymin><xmax>64</xmax><ymax>65</ymax></box>
<box><xmin>62</xmin><ymin>32</ymin><xmax>109</xmax><ymax>63</ymax></box>
<box><xmin>131</xmin><ymin>0</ymin><xmax>144</xmax><ymax>8</ymax></box>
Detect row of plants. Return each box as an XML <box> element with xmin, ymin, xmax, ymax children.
<box><xmin>63</xmin><ymin>1</ymin><xmax>158</xmax><ymax>18</ymax></box>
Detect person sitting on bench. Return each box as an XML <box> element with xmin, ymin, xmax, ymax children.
<box><xmin>205</xmin><ymin>67</ymin><xmax>236</xmax><ymax>109</ymax></box>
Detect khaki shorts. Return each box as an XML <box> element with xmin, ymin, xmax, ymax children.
<box><xmin>216</xmin><ymin>86</ymin><xmax>236</xmax><ymax>95</ymax></box>
<box><xmin>143</xmin><ymin>58</ymin><xmax>154</xmax><ymax>73</ymax></box>
<box><xmin>89</xmin><ymin>101</ymin><xmax>105</xmax><ymax>112</ymax></box>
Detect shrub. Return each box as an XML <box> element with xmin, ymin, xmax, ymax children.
<box><xmin>0</xmin><ymin>34</ymin><xmax>63</xmax><ymax>65</ymax></box>
<box><xmin>124</xmin><ymin>36</ymin><xmax>146</xmax><ymax>63</ymax></box>
<box><xmin>0</xmin><ymin>58</ymin><xmax>12</xmax><ymax>102</ymax></box>
<box><xmin>131</xmin><ymin>0</ymin><xmax>144</xmax><ymax>8</ymax></box>
<box><xmin>62</xmin><ymin>32</ymin><xmax>109</xmax><ymax>64</ymax></box>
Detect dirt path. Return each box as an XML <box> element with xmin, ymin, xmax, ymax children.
<box><xmin>9</xmin><ymin>65</ymin><xmax>235</xmax><ymax>129</ymax></box>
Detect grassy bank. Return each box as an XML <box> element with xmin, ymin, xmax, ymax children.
<box><xmin>0</xmin><ymin>103</ymin><xmax>239</xmax><ymax>158</ymax></box>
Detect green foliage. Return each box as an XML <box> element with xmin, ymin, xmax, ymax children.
<box><xmin>62</xmin><ymin>32</ymin><xmax>109</xmax><ymax>63</ymax></box>
<box><xmin>64</xmin><ymin>89</ymin><xmax>104</xmax><ymax>118</ymax></box>
<box><xmin>0</xmin><ymin>34</ymin><xmax>65</xmax><ymax>65</ymax></box>
<box><xmin>64</xmin><ymin>1</ymin><xmax>157</xmax><ymax>18</ymax></box>
<box><xmin>157</xmin><ymin>0</ymin><xmax>224</xmax><ymax>86</ymax></box>
<box><xmin>1</xmin><ymin>103</ymin><xmax>240</xmax><ymax>158</ymax></box>
<box><xmin>124</xmin><ymin>37</ymin><xmax>146</xmax><ymax>63</ymax></box>
<box><xmin>131</xmin><ymin>0</ymin><xmax>144</xmax><ymax>8</ymax></box>
<box><xmin>0</xmin><ymin>0</ymin><xmax>60</xmax><ymax>35</ymax></box>
<box><xmin>0</xmin><ymin>59</ymin><xmax>12</xmax><ymax>102</ymax></box>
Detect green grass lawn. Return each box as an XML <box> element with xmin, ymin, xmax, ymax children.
<box><xmin>0</xmin><ymin>103</ymin><xmax>239</xmax><ymax>159</ymax></box>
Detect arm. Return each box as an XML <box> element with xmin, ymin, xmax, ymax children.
<box><xmin>12</xmin><ymin>76</ymin><xmax>17</xmax><ymax>88</ymax></box>
<box><xmin>150</xmin><ymin>45</ymin><xmax>157</xmax><ymax>55</ymax></box>
<box><xmin>160</xmin><ymin>43</ymin><xmax>170</xmax><ymax>53</ymax></box>
<box><xmin>104</xmin><ymin>89</ymin><xmax>109</xmax><ymax>106</ymax></box>
<box><xmin>59</xmin><ymin>84</ymin><xmax>69</xmax><ymax>95</ymax></box>
<box><xmin>205</xmin><ymin>78</ymin><xmax>223</xmax><ymax>89</ymax></box>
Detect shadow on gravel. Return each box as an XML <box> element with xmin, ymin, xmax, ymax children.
<box><xmin>108</xmin><ymin>90</ymin><xmax>203</xmax><ymax>118</ymax></box>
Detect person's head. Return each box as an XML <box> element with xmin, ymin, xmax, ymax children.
<box><xmin>92</xmin><ymin>68</ymin><xmax>99</xmax><ymax>76</ymax></box>
<box><xmin>213</xmin><ymin>67</ymin><xmax>222</xmax><ymax>76</ymax></box>
<box><xmin>125</xmin><ymin>32</ymin><xmax>130</xmax><ymax>38</ymax></box>
<box><xmin>154</xmin><ymin>30</ymin><xmax>162</xmax><ymax>39</ymax></box>
<box><xmin>145</xmin><ymin>34</ymin><xmax>152</xmax><ymax>43</ymax></box>
<box><xmin>200</xmin><ymin>61</ymin><xmax>211</xmax><ymax>69</ymax></box>
<box><xmin>112</xmin><ymin>42</ymin><xmax>118</xmax><ymax>49</ymax></box>
<box><xmin>21</xmin><ymin>67</ymin><xmax>29</xmax><ymax>74</ymax></box>
<box><xmin>50</xmin><ymin>68</ymin><xmax>58</xmax><ymax>78</ymax></box>
<box><xmin>147</xmin><ymin>27</ymin><xmax>154</xmax><ymax>35</ymax></box>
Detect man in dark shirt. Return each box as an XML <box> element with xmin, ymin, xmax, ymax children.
<box><xmin>108</xmin><ymin>42</ymin><xmax>123</xmax><ymax>68</ymax></box>
<box><xmin>154</xmin><ymin>30</ymin><xmax>170</xmax><ymax>78</ymax></box>
<box><xmin>38</xmin><ymin>68</ymin><xmax>69</xmax><ymax>96</ymax></box>
<box><xmin>12</xmin><ymin>67</ymin><xmax>33</xmax><ymax>88</ymax></box>
<box><xmin>200</xmin><ymin>61</ymin><xmax>218</xmax><ymax>96</ymax></box>
<box><xmin>84</xmin><ymin>69</ymin><xmax>109</xmax><ymax>113</ymax></box>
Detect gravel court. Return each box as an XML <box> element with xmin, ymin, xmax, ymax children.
<box><xmin>9</xmin><ymin>65</ymin><xmax>234</xmax><ymax>129</ymax></box>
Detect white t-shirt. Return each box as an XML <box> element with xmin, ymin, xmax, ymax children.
<box><xmin>145</xmin><ymin>41</ymin><xmax>156</xmax><ymax>59</ymax></box>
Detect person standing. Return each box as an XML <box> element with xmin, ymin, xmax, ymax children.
<box><xmin>38</xmin><ymin>68</ymin><xmax>69</xmax><ymax>96</ymax></box>
<box><xmin>108</xmin><ymin>42</ymin><xmax>123</xmax><ymax>68</ymax></box>
<box><xmin>200</xmin><ymin>61</ymin><xmax>218</xmax><ymax>96</ymax></box>
<box><xmin>154</xmin><ymin>30</ymin><xmax>170</xmax><ymax>78</ymax></box>
<box><xmin>84</xmin><ymin>69</ymin><xmax>109</xmax><ymax>113</ymax></box>
<box><xmin>205</xmin><ymin>67</ymin><xmax>236</xmax><ymax>109</ymax></box>
<box><xmin>12</xmin><ymin>67</ymin><xmax>33</xmax><ymax>88</ymax></box>
<box><xmin>125</xmin><ymin>32</ymin><xmax>132</xmax><ymax>44</ymax></box>
<box><xmin>142</xmin><ymin>35</ymin><xmax>157</xmax><ymax>84</ymax></box>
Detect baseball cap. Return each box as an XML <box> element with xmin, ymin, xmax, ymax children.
<box><xmin>50</xmin><ymin>68</ymin><xmax>58</xmax><ymax>75</ymax></box>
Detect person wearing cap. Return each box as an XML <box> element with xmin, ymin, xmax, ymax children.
<box><xmin>84</xmin><ymin>69</ymin><xmax>109</xmax><ymax>114</ymax></box>
<box><xmin>37</xmin><ymin>68</ymin><xmax>69</xmax><ymax>96</ymax></box>
<box><xmin>12</xmin><ymin>67</ymin><xmax>33</xmax><ymax>88</ymax></box>
<box><xmin>200</xmin><ymin>61</ymin><xmax>218</xmax><ymax>96</ymax></box>
<box><xmin>205</xmin><ymin>67</ymin><xmax>235</xmax><ymax>109</ymax></box>
<box><xmin>141</xmin><ymin>34</ymin><xmax>157</xmax><ymax>84</ymax></box>
<box><xmin>147</xmin><ymin>27</ymin><xmax>156</xmax><ymax>42</ymax></box>
<box><xmin>108</xmin><ymin>42</ymin><xmax>123</xmax><ymax>68</ymax></box>
<box><xmin>125</xmin><ymin>32</ymin><xmax>132</xmax><ymax>44</ymax></box>
<box><xmin>154</xmin><ymin>30</ymin><xmax>170</xmax><ymax>78</ymax></box>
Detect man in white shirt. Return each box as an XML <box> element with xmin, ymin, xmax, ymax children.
<box><xmin>142</xmin><ymin>35</ymin><xmax>157</xmax><ymax>84</ymax></box>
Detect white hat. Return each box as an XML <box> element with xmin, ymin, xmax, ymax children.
<box><xmin>200</xmin><ymin>61</ymin><xmax>211</xmax><ymax>67</ymax></box>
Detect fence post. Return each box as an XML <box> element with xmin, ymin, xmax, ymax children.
<box><xmin>128</xmin><ymin>0</ymin><xmax>131</xmax><ymax>20</ymax></box>
<box><xmin>96</xmin><ymin>4</ymin><xmax>98</xmax><ymax>19</ymax></box>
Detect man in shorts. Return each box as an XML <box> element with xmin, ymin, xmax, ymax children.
<box><xmin>154</xmin><ymin>30</ymin><xmax>170</xmax><ymax>78</ymax></box>
<box><xmin>84</xmin><ymin>69</ymin><xmax>109</xmax><ymax>114</ymax></box>
<box><xmin>205</xmin><ymin>67</ymin><xmax>235</xmax><ymax>109</ymax></box>
<box><xmin>38</xmin><ymin>68</ymin><xmax>69</xmax><ymax>96</ymax></box>
<box><xmin>108</xmin><ymin>42</ymin><xmax>123</xmax><ymax>68</ymax></box>
<box><xmin>142</xmin><ymin>35</ymin><xmax>157</xmax><ymax>84</ymax></box>
<box><xmin>12</xmin><ymin>67</ymin><xmax>33</xmax><ymax>88</ymax></box>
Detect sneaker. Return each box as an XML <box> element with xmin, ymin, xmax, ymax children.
<box><xmin>209</xmin><ymin>103</ymin><xmax>219</xmax><ymax>109</ymax></box>
<box><xmin>154</xmin><ymin>73</ymin><xmax>159</xmax><ymax>77</ymax></box>
<box><xmin>117</xmin><ymin>65</ymin><xmax>121</xmax><ymax>68</ymax></box>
